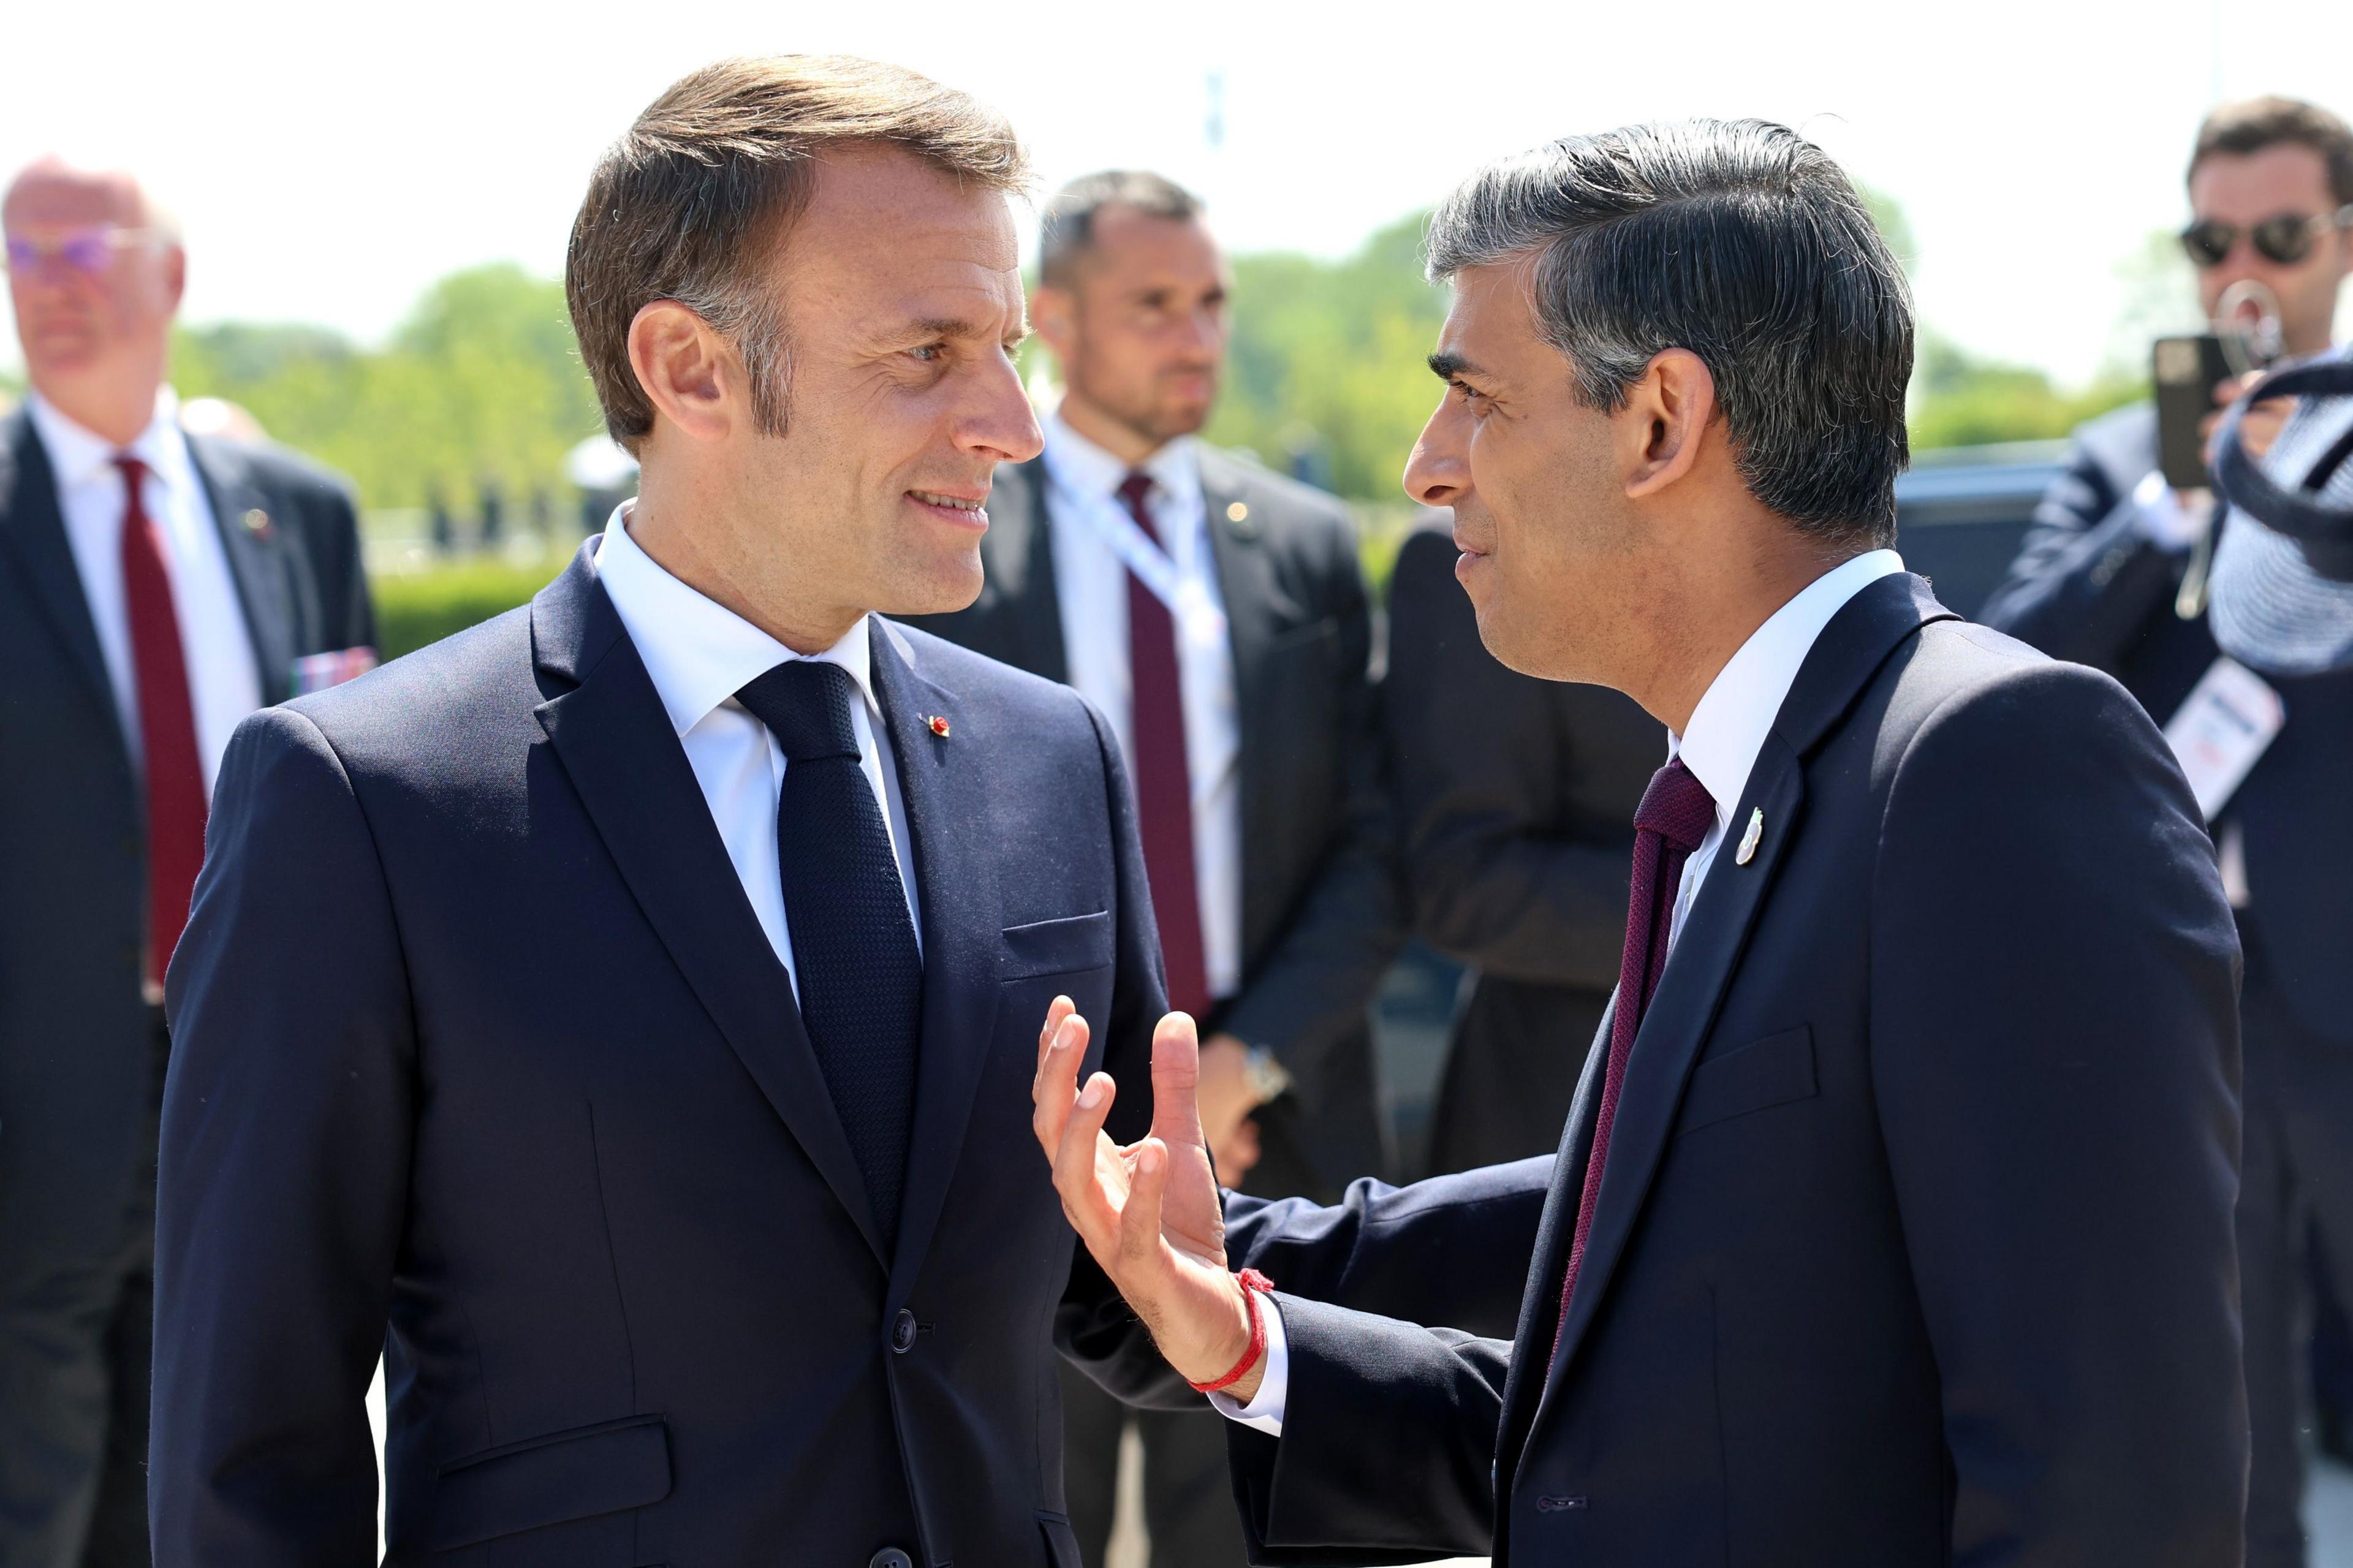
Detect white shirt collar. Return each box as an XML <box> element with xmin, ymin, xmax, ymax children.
<box><xmin>591</xmin><ymin>502</ymin><xmax>879</xmax><ymax>739</ymax></box>
<box><xmin>27</xmin><ymin>385</ymin><xmax>196</xmax><ymax>493</ymax></box>
<box><xmin>1042</xmin><ymin>408</ymin><xmax>1200</xmax><ymax>513</ymax></box>
<box><xmin>1673</xmin><ymin>549</ymin><xmax>1906</xmax><ymax>832</ymax></box>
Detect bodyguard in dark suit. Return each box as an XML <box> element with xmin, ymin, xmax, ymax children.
<box><xmin>1981</xmin><ymin>97</ymin><xmax>2352</xmax><ymax>1568</ymax></box>
<box><xmin>1382</xmin><ymin>523</ymin><xmax>1661</xmax><ymax>1175</ymax></box>
<box><xmin>905</xmin><ymin>170</ymin><xmax>1401</xmax><ymax>1568</ymax></box>
<box><xmin>151</xmin><ymin>59</ymin><xmax>1162</xmax><ymax>1566</ymax></box>
<box><xmin>1039</xmin><ymin>119</ymin><xmax>2245</xmax><ymax>1566</ymax></box>
<box><xmin>0</xmin><ymin>158</ymin><xmax>373</xmax><ymax>1567</ymax></box>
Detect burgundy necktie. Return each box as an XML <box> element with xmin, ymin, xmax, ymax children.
<box><xmin>116</xmin><ymin>456</ymin><xmax>209</xmax><ymax>994</ymax></box>
<box><xmin>1116</xmin><ymin>471</ymin><xmax>1211</xmax><ymax>1020</ymax></box>
<box><xmin>1551</xmin><ymin>757</ymin><xmax>1716</xmax><ymax>1363</ymax></box>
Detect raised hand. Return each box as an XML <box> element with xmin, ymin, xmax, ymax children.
<box><xmin>1031</xmin><ymin>998</ymin><xmax>1261</xmax><ymax>1396</ymax></box>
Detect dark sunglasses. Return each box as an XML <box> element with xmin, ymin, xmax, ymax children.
<box><xmin>1</xmin><ymin>225</ymin><xmax>162</xmax><ymax>278</ymax></box>
<box><xmin>2179</xmin><ymin>204</ymin><xmax>2353</xmax><ymax>268</ymax></box>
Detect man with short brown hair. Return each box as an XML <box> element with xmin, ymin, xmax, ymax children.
<box><xmin>152</xmin><ymin>56</ymin><xmax>1167</xmax><ymax>1564</ymax></box>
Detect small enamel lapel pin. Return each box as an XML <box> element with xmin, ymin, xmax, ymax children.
<box><xmin>926</xmin><ymin>715</ymin><xmax>951</xmax><ymax>738</ymax></box>
<box><xmin>1735</xmin><ymin>806</ymin><xmax>1764</xmax><ymax>866</ymax></box>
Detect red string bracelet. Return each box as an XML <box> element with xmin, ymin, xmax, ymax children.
<box><xmin>1188</xmin><ymin>1269</ymin><xmax>1276</xmax><ymax>1394</ymax></box>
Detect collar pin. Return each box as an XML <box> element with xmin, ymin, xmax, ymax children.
<box><xmin>1735</xmin><ymin>806</ymin><xmax>1764</xmax><ymax>866</ymax></box>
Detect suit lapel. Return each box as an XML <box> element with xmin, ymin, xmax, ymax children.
<box><xmin>188</xmin><ymin>435</ymin><xmax>297</xmax><ymax>703</ymax></box>
<box><xmin>1493</xmin><ymin>1003</ymin><xmax>1613</xmax><ymax>1493</ymax></box>
<box><xmin>531</xmin><ymin>547</ymin><xmax>889</xmax><ymax>1268</ymax></box>
<box><xmin>1199</xmin><ymin>454</ymin><xmax>1277</xmax><ymax>690</ymax></box>
<box><xmin>983</xmin><ymin>458</ymin><xmax>1070</xmax><ymax>683</ymax></box>
<box><xmin>1526</xmin><ymin>573</ymin><xmax>1960</xmax><ymax>1431</ymax></box>
<box><xmin>1198</xmin><ymin>453</ymin><xmax>1287</xmax><ymax>937</ymax></box>
<box><xmin>0</xmin><ymin>413</ymin><xmax>115</xmax><ymax>717</ymax></box>
<box><xmin>1539</xmin><ymin>746</ymin><xmax>1808</xmax><ymax>1409</ymax></box>
<box><xmin>870</xmin><ymin>620</ymin><xmax>1004</xmax><ymax>1289</ymax></box>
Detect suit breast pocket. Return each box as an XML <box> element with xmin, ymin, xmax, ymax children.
<box><xmin>1000</xmin><ymin>911</ymin><xmax>1113</xmax><ymax>982</ymax></box>
<box><xmin>1677</xmin><ymin>1025</ymin><xmax>1817</xmax><ymax>1137</ymax></box>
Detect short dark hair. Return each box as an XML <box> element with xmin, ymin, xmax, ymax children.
<box><xmin>1425</xmin><ymin>118</ymin><xmax>1914</xmax><ymax>550</ymax></box>
<box><xmin>567</xmin><ymin>55</ymin><xmax>1029</xmax><ymax>452</ymax></box>
<box><xmin>2190</xmin><ymin>96</ymin><xmax>2353</xmax><ymax>206</ymax></box>
<box><xmin>1037</xmin><ymin>170</ymin><xmax>1201</xmax><ymax>288</ymax></box>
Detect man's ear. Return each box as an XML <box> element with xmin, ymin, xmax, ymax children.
<box><xmin>627</xmin><ymin>301</ymin><xmax>736</xmax><ymax>443</ymax></box>
<box><xmin>1620</xmin><ymin>347</ymin><xmax>1719</xmax><ymax>500</ymax></box>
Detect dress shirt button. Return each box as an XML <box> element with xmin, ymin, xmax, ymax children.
<box><xmin>869</xmin><ymin>1548</ymin><xmax>914</xmax><ymax>1568</ymax></box>
<box><xmin>890</xmin><ymin>1308</ymin><xmax>917</xmax><ymax>1354</ymax></box>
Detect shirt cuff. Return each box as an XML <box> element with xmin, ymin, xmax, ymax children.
<box><xmin>1205</xmin><ymin>1292</ymin><xmax>1288</xmax><ymax>1436</ymax></box>
<box><xmin>2132</xmin><ymin>469</ymin><xmax>2207</xmax><ymax>551</ymax></box>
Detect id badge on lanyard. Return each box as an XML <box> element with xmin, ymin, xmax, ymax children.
<box><xmin>2162</xmin><ymin>656</ymin><xmax>2286</xmax><ymax>820</ymax></box>
<box><xmin>1056</xmin><ymin>474</ymin><xmax>1229</xmax><ymax>649</ymax></box>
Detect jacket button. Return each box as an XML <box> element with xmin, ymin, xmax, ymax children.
<box><xmin>890</xmin><ymin>1308</ymin><xmax>917</xmax><ymax>1353</ymax></box>
<box><xmin>869</xmin><ymin>1550</ymin><xmax>914</xmax><ymax>1568</ymax></box>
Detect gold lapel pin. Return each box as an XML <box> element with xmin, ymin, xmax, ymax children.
<box><xmin>241</xmin><ymin>507</ymin><xmax>273</xmax><ymax>539</ymax></box>
<box><xmin>926</xmin><ymin>715</ymin><xmax>951</xmax><ymax>738</ymax></box>
<box><xmin>1735</xmin><ymin>806</ymin><xmax>1764</xmax><ymax>866</ymax></box>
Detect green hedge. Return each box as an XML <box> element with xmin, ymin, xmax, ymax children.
<box><xmin>374</xmin><ymin>560</ymin><xmax>556</xmax><ymax>661</ymax></box>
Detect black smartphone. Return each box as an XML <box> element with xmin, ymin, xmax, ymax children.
<box><xmin>2154</xmin><ymin>334</ymin><xmax>2235</xmax><ymax>490</ymax></box>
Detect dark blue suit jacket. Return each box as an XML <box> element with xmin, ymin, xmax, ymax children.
<box><xmin>153</xmin><ymin>545</ymin><xmax>1167</xmax><ymax>1566</ymax></box>
<box><xmin>1214</xmin><ymin>576</ymin><xmax>2246</xmax><ymax>1566</ymax></box>
<box><xmin>1982</xmin><ymin>401</ymin><xmax>2353</xmax><ymax>1043</ymax></box>
<box><xmin>0</xmin><ymin>410</ymin><xmax>372</xmax><ymax>1278</ymax></box>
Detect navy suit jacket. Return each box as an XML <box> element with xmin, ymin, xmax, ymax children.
<box><xmin>1214</xmin><ymin>576</ymin><xmax>2246</xmax><ymax>1566</ymax></box>
<box><xmin>1982</xmin><ymin>401</ymin><xmax>2353</xmax><ymax>1042</ymax></box>
<box><xmin>153</xmin><ymin>546</ymin><xmax>1167</xmax><ymax>1566</ymax></box>
<box><xmin>0</xmin><ymin>410</ymin><xmax>372</xmax><ymax>1276</ymax></box>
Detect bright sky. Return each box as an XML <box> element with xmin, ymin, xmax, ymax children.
<box><xmin>6</xmin><ymin>0</ymin><xmax>2350</xmax><ymax>387</ymax></box>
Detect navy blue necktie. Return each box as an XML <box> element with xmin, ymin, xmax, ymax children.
<box><xmin>735</xmin><ymin>659</ymin><xmax>923</xmax><ymax>1249</ymax></box>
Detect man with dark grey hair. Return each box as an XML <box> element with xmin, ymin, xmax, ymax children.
<box><xmin>1037</xmin><ymin>118</ymin><xmax>2247</xmax><ymax>1564</ymax></box>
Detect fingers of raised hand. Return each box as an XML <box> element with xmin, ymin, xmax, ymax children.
<box><xmin>1029</xmin><ymin>1009</ymin><xmax>1091</xmax><ymax>1159</ymax></box>
<box><xmin>1148</xmin><ymin>1012</ymin><xmax>1207</xmax><ymax>1148</ymax></box>
<box><xmin>1051</xmin><ymin>1070</ymin><xmax>1121</xmax><ymax>1244</ymax></box>
<box><xmin>1121</xmin><ymin>1138</ymin><xmax>1171</xmax><ymax>1274</ymax></box>
<box><xmin>1037</xmin><ymin>996</ymin><xmax>1077</xmax><ymax>1070</ymax></box>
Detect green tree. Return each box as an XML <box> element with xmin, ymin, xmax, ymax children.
<box><xmin>171</xmin><ymin>262</ymin><xmax>602</xmax><ymax>509</ymax></box>
<box><xmin>1207</xmin><ymin>210</ymin><xmax>1449</xmax><ymax>499</ymax></box>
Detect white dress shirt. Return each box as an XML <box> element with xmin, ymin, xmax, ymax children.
<box><xmin>1214</xmin><ymin>547</ymin><xmax>1909</xmax><ymax>1436</ymax></box>
<box><xmin>1040</xmin><ymin>412</ymin><xmax>1244</xmax><ymax>1001</ymax></box>
<box><xmin>593</xmin><ymin>506</ymin><xmax>920</xmax><ymax>988</ymax></box>
<box><xmin>28</xmin><ymin>387</ymin><xmax>262</xmax><ymax>793</ymax></box>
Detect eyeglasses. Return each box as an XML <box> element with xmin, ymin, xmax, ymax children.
<box><xmin>2179</xmin><ymin>205</ymin><xmax>2353</xmax><ymax>268</ymax></box>
<box><xmin>1</xmin><ymin>225</ymin><xmax>165</xmax><ymax>278</ymax></box>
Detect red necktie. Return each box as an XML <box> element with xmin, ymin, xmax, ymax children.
<box><xmin>1116</xmin><ymin>471</ymin><xmax>1211</xmax><ymax>1020</ymax></box>
<box><xmin>1551</xmin><ymin>757</ymin><xmax>1716</xmax><ymax>1363</ymax></box>
<box><xmin>116</xmin><ymin>456</ymin><xmax>209</xmax><ymax>994</ymax></box>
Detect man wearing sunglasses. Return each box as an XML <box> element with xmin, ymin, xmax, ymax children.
<box><xmin>0</xmin><ymin>157</ymin><xmax>374</xmax><ymax>1566</ymax></box>
<box><xmin>1984</xmin><ymin>95</ymin><xmax>2353</xmax><ymax>1568</ymax></box>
